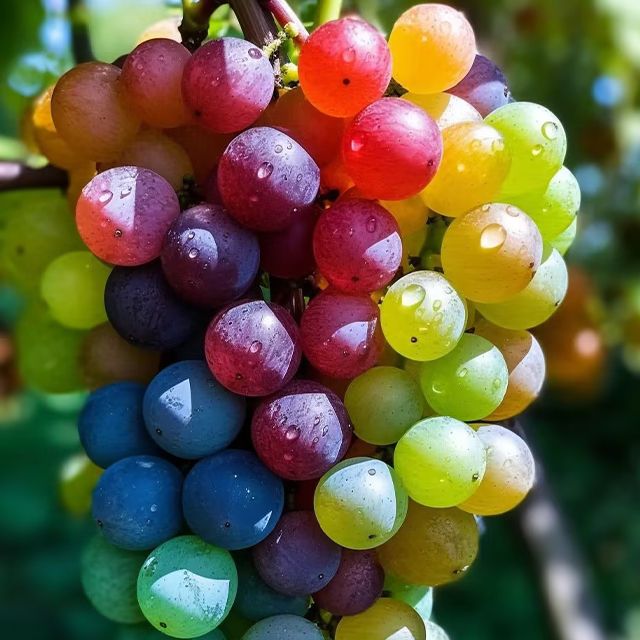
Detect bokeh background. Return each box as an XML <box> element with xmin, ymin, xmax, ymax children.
<box><xmin>1</xmin><ymin>1</ymin><xmax>639</xmax><ymax>639</ymax></box>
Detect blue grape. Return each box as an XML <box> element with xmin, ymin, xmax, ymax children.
<box><xmin>242</xmin><ymin>615</ymin><xmax>324</xmax><ymax>640</ymax></box>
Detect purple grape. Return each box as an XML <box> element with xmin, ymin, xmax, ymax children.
<box><xmin>161</xmin><ymin>203</ymin><xmax>260</xmax><ymax>308</ymax></box>
<box><xmin>218</xmin><ymin>127</ymin><xmax>320</xmax><ymax>232</ymax></box>
<box><xmin>253</xmin><ymin>511</ymin><xmax>342</xmax><ymax>596</ymax></box>
<box><xmin>312</xmin><ymin>549</ymin><xmax>384</xmax><ymax>616</ymax></box>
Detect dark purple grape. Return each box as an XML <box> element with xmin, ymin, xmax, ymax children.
<box><xmin>253</xmin><ymin>511</ymin><xmax>341</xmax><ymax>596</ymax></box>
<box><xmin>161</xmin><ymin>203</ymin><xmax>260</xmax><ymax>308</ymax></box>
<box><xmin>251</xmin><ymin>380</ymin><xmax>352</xmax><ymax>481</ymax></box>
<box><xmin>218</xmin><ymin>127</ymin><xmax>320</xmax><ymax>232</ymax></box>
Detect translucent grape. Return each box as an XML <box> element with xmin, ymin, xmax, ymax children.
<box><xmin>137</xmin><ymin>535</ymin><xmax>237</xmax><ymax>637</ymax></box>
<box><xmin>59</xmin><ymin>453</ymin><xmax>103</xmax><ymax>517</ymax></box>
<box><xmin>425</xmin><ymin>622</ymin><xmax>450</xmax><ymax>640</ymax></box>
<box><xmin>485</xmin><ymin>102</ymin><xmax>567</xmax><ymax>196</ymax></box>
<box><xmin>314</xmin><ymin>457</ymin><xmax>408</xmax><ymax>549</ymax></box>
<box><xmin>380</xmin><ymin>270</ymin><xmax>466</xmax><ymax>361</ymax></box>
<box><xmin>377</xmin><ymin>501</ymin><xmax>479</xmax><ymax>586</ymax></box>
<box><xmin>218</xmin><ymin>127</ymin><xmax>320</xmax><ymax>231</ymax></box>
<box><xmin>389</xmin><ymin>4</ymin><xmax>476</xmax><ymax>94</ymax></box>
<box><xmin>242</xmin><ymin>615</ymin><xmax>323</xmax><ymax>640</ymax></box>
<box><xmin>394</xmin><ymin>416</ymin><xmax>486</xmax><ymax>507</ymax></box>
<box><xmin>77</xmin><ymin>166</ymin><xmax>181</xmax><ymax>266</ymax></box>
<box><xmin>379</xmin><ymin>196</ymin><xmax>429</xmax><ymax>237</ymax></box>
<box><xmin>476</xmin><ymin>246</ymin><xmax>568</xmax><ymax>329</ymax></box>
<box><xmin>403</xmin><ymin>92</ymin><xmax>482</xmax><ymax>130</ymax></box>
<box><xmin>420</xmin><ymin>122</ymin><xmax>511</xmax><ymax>217</ymax></box>
<box><xmin>441</xmin><ymin>203</ymin><xmax>543</xmax><ymax>303</ymax></box>
<box><xmin>419</xmin><ymin>333</ymin><xmax>508</xmax><ymax>421</ymax></box>
<box><xmin>182</xmin><ymin>38</ymin><xmax>274</xmax><ymax>133</ymax></box>
<box><xmin>342</xmin><ymin>98</ymin><xmax>442</xmax><ymax>200</ymax></box>
<box><xmin>383</xmin><ymin>574</ymin><xmax>433</xmax><ymax>622</ymax></box>
<box><xmin>205</xmin><ymin>300</ymin><xmax>302</xmax><ymax>396</ymax></box>
<box><xmin>460</xmin><ymin>424</ymin><xmax>536</xmax><ymax>516</ymax></box>
<box><xmin>550</xmin><ymin>217</ymin><xmax>577</xmax><ymax>256</ymax></box>
<box><xmin>298</xmin><ymin>17</ymin><xmax>391</xmax><ymax>118</ymax></box>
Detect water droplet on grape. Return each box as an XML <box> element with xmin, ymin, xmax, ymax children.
<box><xmin>188</xmin><ymin>248</ymin><xmax>199</xmax><ymax>259</ymax></box>
<box><xmin>366</xmin><ymin>217</ymin><xmax>377</xmax><ymax>232</ymax></box>
<box><xmin>531</xmin><ymin>144</ymin><xmax>543</xmax><ymax>157</ymax></box>
<box><xmin>506</xmin><ymin>205</ymin><xmax>519</xmax><ymax>217</ymax></box>
<box><xmin>120</xmin><ymin>185</ymin><xmax>132</xmax><ymax>198</ymax></box>
<box><xmin>350</xmin><ymin>134</ymin><xmax>365</xmax><ymax>152</ymax></box>
<box><xmin>472</xmin><ymin>473</ymin><xmax>479</xmax><ymax>481</ymax></box>
<box><xmin>457</xmin><ymin>367</ymin><xmax>468</xmax><ymax>378</ymax></box>
<box><xmin>456</xmin><ymin>162</ymin><xmax>466</xmax><ymax>173</ymax></box>
<box><xmin>432</xmin><ymin>299</ymin><xmax>442</xmax><ymax>311</ymax></box>
<box><xmin>248</xmin><ymin>48</ymin><xmax>263</xmax><ymax>59</ymax></box>
<box><xmin>98</xmin><ymin>190</ymin><xmax>113</xmax><ymax>204</ymax></box>
<box><xmin>431</xmin><ymin>381</ymin><xmax>444</xmax><ymax>394</ymax></box>
<box><xmin>155</xmin><ymin>428</ymin><xmax>162</xmax><ymax>435</ymax></box>
<box><xmin>257</xmin><ymin>162</ymin><xmax>274</xmax><ymax>179</ymax></box>
<box><xmin>187</xmin><ymin>231</ymin><xmax>195</xmax><ymax>240</ymax></box>
<box><xmin>401</xmin><ymin>283</ymin><xmax>426</xmax><ymax>307</ymax></box>
<box><xmin>283</xmin><ymin>453</ymin><xmax>293</xmax><ymax>462</ymax></box>
<box><xmin>114</xmin><ymin>229</ymin><xmax>122</xmax><ymax>238</ymax></box>
<box><xmin>481</xmin><ymin>204</ymin><xmax>491</xmax><ymax>212</ymax></box>
<box><xmin>492</xmin><ymin>377</ymin><xmax>502</xmax><ymax>390</ymax></box>
<box><xmin>342</xmin><ymin>47</ymin><xmax>356</xmax><ymax>63</ymax></box>
<box><xmin>285</xmin><ymin>426</ymin><xmax>299</xmax><ymax>441</ymax></box>
<box><xmin>368</xmin><ymin>468</ymin><xmax>376</xmax><ymax>476</ymax></box>
<box><xmin>249</xmin><ymin>340</ymin><xmax>262</xmax><ymax>354</ymax></box>
<box><xmin>480</xmin><ymin>224</ymin><xmax>507</xmax><ymax>250</ymax></box>
<box><xmin>542</xmin><ymin>121</ymin><xmax>558</xmax><ymax>140</ymax></box>
<box><xmin>150</xmin><ymin>504</ymin><xmax>158</xmax><ymax>512</ymax></box>
<box><xmin>313</xmin><ymin>416</ymin><xmax>321</xmax><ymax>426</ymax></box>
<box><xmin>491</xmin><ymin>139</ymin><xmax>505</xmax><ymax>152</ymax></box>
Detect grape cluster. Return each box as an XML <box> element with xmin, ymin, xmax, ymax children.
<box><xmin>9</xmin><ymin>2</ymin><xmax>580</xmax><ymax>639</ymax></box>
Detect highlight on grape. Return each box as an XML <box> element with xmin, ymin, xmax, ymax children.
<box><xmin>5</xmin><ymin>1</ymin><xmax>580</xmax><ymax>638</ymax></box>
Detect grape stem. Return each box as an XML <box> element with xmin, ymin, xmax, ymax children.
<box><xmin>0</xmin><ymin>162</ymin><xmax>67</xmax><ymax>192</ymax></box>
<box><xmin>263</xmin><ymin>0</ymin><xmax>309</xmax><ymax>44</ymax></box>
<box><xmin>180</xmin><ymin>0</ymin><xmax>224</xmax><ymax>51</ymax></box>
<box><xmin>229</xmin><ymin>0</ymin><xmax>281</xmax><ymax>47</ymax></box>
<box><xmin>314</xmin><ymin>0</ymin><xmax>342</xmax><ymax>26</ymax></box>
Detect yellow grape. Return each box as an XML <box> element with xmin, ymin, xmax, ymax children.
<box><xmin>550</xmin><ymin>217</ymin><xmax>577</xmax><ymax>256</ymax></box>
<box><xmin>59</xmin><ymin>452</ymin><xmax>103</xmax><ymax>517</ymax></box>
<box><xmin>404</xmin><ymin>92</ymin><xmax>482</xmax><ymax>130</ymax></box>
<box><xmin>380</xmin><ymin>196</ymin><xmax>429</xmax><ymax>237</ymax></box>
<box><xmin>135</xmin><ymin>16</ymin><xmax>181</xmax><ymax>45</ymax></box>
<box><xmin>67</xmin><ymin>163</ymin><xmax>97</xmax><ymax>210</ymax></box>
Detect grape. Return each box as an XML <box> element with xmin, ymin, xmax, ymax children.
<box><xmin>485</xmin><ymin>102</ymin><xmax>567</xmax><ymax>196</ymax></box>
<box><xmin>320</xmin><ymin>156</ymin><xmax>354</xmax><ymax>193</ymax></box>
<box><xmin>51</xmin><ymin>62</ymin><xmax>140</xmax><ymax>161</ymax></box>
<box><xmin>377</xmin><ymin>501</ymin><xmax>479</xmax><ymax>586</ymax></box>
<box><xmin>312</xmin><ymin>549</ymin><xmax>384</xmax><ymax>616</ymax></box>
<box><xmin>383</xmin><ymin>574</ymin><xmax>433</xmax><ymax>622</ymax></box>
<box><xmin>344</xmin><ymin>366</ymin><xmax>423</xmax><ymax>445</ymax></box>
<box><xmin>81</xmin><ymin>322</ymin><xmax>160</xmax><ymax>388</ymax></box>
<box><xmin>161</xmin><ymin>204</ymin><xmax>260</xmax><ymax>308</ymax></box>
<box><xmin>298</xmin><ymin>17</ymin><xmax>391</xmax><ymax>118</ymax></box>
<box><xmin>394</xmin><ymin>416</ymin><xmax>486</xmax><ymax>507</ymax></box>
<box><xmin>218</xmin><ymin>127</ymin><xmax>320</xmax><ymax>232</ymax></box>
<box><xmin>104</xmin><ymin>262</ymin><xmax>201</xmax><ymax>350</ymax></box>
<box><xmin>59</xmin><ymin>453</ymin><xmax>103</xmax><ymax>517</ymax></box>
<box><xmin>342</xmin><ymin>98</ymin><xmax>442</xmax><ymax>200</ymax></box>
<box><xmin>204</xmin><ymin>165</ymin><xmax>222</xmax><ymax>204</ymax></box>
<box><xmin>135</xmin><ymin>16</ymin><xmax>181</xmax><ymax>45</ymax></box>
<box><xmin>99</xmin><ymin>129</ymin><xmax>194</xmax><ymax>191</ymax></box>
<box><xmin>550</xmin><ymin>217</ymin><xmax>577</xmax><ymax>256</ymax></box>
<box><xmin>182</xmin><ymin>449</ymin><xmax>284</xmax><ymax>550</ymax></box>
<box><xmin>379</xmin><ymin>196</ymin><xmax>429</xmax><ymax>237</ymax></box>
<box><xmin>419</xmin><ymin>333</ymin><xmax>508</xmax><ymax>421</ymax></box>
<box><xmin>205</xmin><ymin>300</ymin><xmax>301</xmax><ymax>396</ymax></box>
<box><xmin>251</xmin><ymin>380</ymin><xmax>352</xmax><ymax>481</ymax></box>
<box><xmin>259</xmin><ymin>205</ymin><xmax>317</xmax><ymax>279</ymax></box>
<box><xmin>506</xmin><ymin>166</ymin><xmax>581</xmax><ymax>241</ymax></box>
<box><xmin>474</xmin><ymin>319</ymin><xmax>545</xmax><ymax>420</ymax></box>
<box><xmin>79</xmin><ymin>381</ymin><xmax>161</xmax><ymax>468</ymax></box>
<box><xmin>335</xmin><ymin>598</ymin><xmax>426</xmax><ymax>640</ymax></box>
<box><xmin>476</xmin><ymin>245</ymin><xmax>568</xmax><ymax>329</ymax></box>
<box><xmin>313</xmin><ymin>198</ymin><xmax>402</xmax><ymax>293</ymax></box>
<box><xmin>137</xmin><ymin>535</ymin><xmax>237</xmax><ymax>638</ymax></box>
<box><xmin>300</xmin><ymin>290</ymin><xmax>383</xmax><ymax>379</ymax></box>
<box><xmin>76</xmin><ymin>167</ymin><xmax>181</xmax><ymax>267</ymax></box>
<box><xmin>460</xmin><ymin>424</ymin><xmax>535</xmax><ymax>516</ymax></box>
<box><xmin>234</xmin><ymin>554</ymin><xmax>310</xmax><ymax>622</ymax></box>
<box><xmin>117</xmin><ymin>625</ymin><xmax>226</xmax><ymax>640</ymax></box>
<box><xmin>449</xmin><ymin>54</ymin><xmax>512</xmax><ymax>117</ymax></box>
<box><xmin>221</xmin><ymin>611</ymin><xmax>253</xmax><ymax>639</ymax></box>
<box><xmin>40</xmin><ymin>251</ymin><xmax>110</xmax><ymax>330</ymax></box>
<box><xmin>380</xmin><ymin>271</ymin><xmax>466</xmax><ymax>361</ymax></box>
<box><xmin>389</xmin><ymin>3</ymin><xmax>476</xmax><ymax>94</ymax></box>
<box><xmin>441</xmin><ymin>203</ymin><xmax>543</xmax><ymax>303</ymax></box>
<box><xmin>425</xmin><ymin>622</ymin><xmax>450</xmax><ymax>640</ymax></box>
<box><xmin>92</xmin><ymin>455</ymin><xmax>183</xmax><ymax>551</ymax></box>
<box><xmin>120</xmin><ymin>38</ymin><xmax>191</xmax><ymax>129</ymax></box>
<box><xmin>420</xmin><ymin>122</ymin><xmax>511</xmax><ymax>217</ymax></box>
<box><xmin>253</xmin><ymin>511</ymin><xmax>342</xmax><ymax>596</ymax></box>
<box><xmin>67</xmin><ymin>162</ymin><xmax>97</xmax><ymax>209</ymax></box>
<box><xmin>81</xmin><ymin>535</ymin><xmax>146</xmax><ymax>624</ymax></box>
<box><xmin>242</xmin><ymin>615</ymin><xmax>323</xmax><ymax>640</ymax></box>
<box><xmin>143</xmin><ymin>360</ymin><xmax>245</xmax><ymax>460</ymax></box>
<box><xmin>403</xmin><ymin>92</ymin><xmax>481</xmax><ymax>130</ymax></box>
<box><xmin>182</xmin><ymin>38</ymin><xmax>274</xmax><ymax>133</ymax></box>
<box><xmin>261</xmin><ymin>87</ymin><xmax>345</xmax><ymax>166</ymax></box>
<box><xmin>314</xmin><ymin>457</ymin><xmax>408</xmax><ymax>549</ymax></box>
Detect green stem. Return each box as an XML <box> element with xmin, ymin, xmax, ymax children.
<box><xmin>313</xmin><ymin>0</ymin><xmax>342</xmax><ymax>27</ymax></box>
<box><xmin>179</xmin><ymin>0</ymin><xmax>222</xmax><ymax>51</ymax></box>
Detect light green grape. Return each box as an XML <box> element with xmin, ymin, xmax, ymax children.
<box><xmin>344</xmin><ymin>367</ymin><xmax>424</xmax><ymax>445</ymax></box>
<box><xmin>476</xmin><ymin>246</ymin><xmax>568</xmax><ymax>329</ymax></box>
<box><xmin>59</xmin><ymin>452</ymin><xmax>102</xmax><ymax>517</ymax></box>
<box><xmin>81</xmin><ymin>535</ymin><xmax>147</xmax><ymax>624</ymax></box>
<box><xmin>550</xmin><ymin>217</ymin><xmax>577</xmax><ymax>256</ymax></box>
<box><xmin>485</xmin><ymin>102</ymin><xmax>567</xmax><ymax>196</ymax></box>
<box><xmin>314</xmin><ymin>457</ymin><xmax>408</xmax><ymax>550</ymax></box>
<box><xmin>381</xmin><ymin>271</ymin><xmax>466</xmax><ymax>361</ymax></box>
<box><xmin>425</xmin><ymin>622</ymin><xmax>450</xmax><ymax>640</ymax></box>
<box><xmin>41</xmin><ymin>251</ymin><xmax>110</xmax><ymax>329</ymax></box>
<box><xmin>137</xmin><ymin>535</ymin><xmax>237</xmax><ymax>639</ymax></box>
<box><xmin>507</xmin><ymin>166</ymin><xmax>580</xmax><ymax>240</ymax></box>
<box><xmin>383</xmin><ymin>574</ymin><xmax>433</xmax><ymax>622</ymax></box>
<box><xmin>117</xmin><ymin>625</ymin><xmax>226</xmax><ymax>640</ymax></box>
<box><xmin>242</xmin><ymin>615</ymin><xmax>323</xmax><ymax>639</ymax></box>
<box><xmin>418</xmin><ymin>334</ymin><xmax>508</xmax><ymax>421</ymax></box>
<box><xmin>394</xmin><ymin>417</ymin><xmax>486</xmax><ymax>507</ymax></box>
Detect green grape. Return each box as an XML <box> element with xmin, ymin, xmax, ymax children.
<box><xmin>344</xmin><ymin>367</ymin><xmax>424</xmax><ymax>445</ymax></box>
<box><xmin>242</xmin><ymin>615</ymin><xmax>323</xmax><ymax>639</ymax></box>
<box><xmin>314</xmin><ymin>457</ymin><xmax>408</xmax><ymax>550</ymax></box>
<box><xmin>81</xmin><ymin>535</ymin><xmax>147</xmax><ymax>624</ymax></box>
<box><xmin>15</xmin><ymin>303</ymin><xmax>86</xmax><ymax>393</ymax></box>
<box><xmin>550</xmin><ymin>216</ymin><xmax>577</xmax><ymax>256</ymax></box>
<box><xmin>476</xmin><ymin>246</ymin><xmax>568</xmax><ymax>329</ymax></box>
<box><xmin>377</xmin><ymin>501</ymin><xmax>479</xmax><ymax>586</ymax></box>
<box><xmin>424</xmin><ymin>622</ymin><xmax>450</xmax><ymax>640</ymax></box>
<box><xmin>419</xmin><ymin>334</ymin><xmax>508</xmax><ymax>421</ymax></box>
<box><xmin>335</xmin><ymin>598</ymin><xmax>426</xmax><ymax>640</ymax></box>
<box><xmin>41</xmin><ymin>251</ymin><xmax>110</xmax><ymax>329</ymax></box>
<box><xmin>394</xmin><ymin>416</ymin><xmax>486</xmax><ymax>507</ymax></box>
<box><xmin>117</xmin><ymin>625</ymin><xmax>226</xmax><ymax>640</ymax></box>
<box><xmin>137</xmin><ymin>535</ymin><xmax>237</xmax><ymax>639</ymax></box>
<box><xmin>383</xmin><ymin>574</ymin><xmax>433</xmax><ymax>621</ymax></box>
<box><xmin>485</xmin><ymin>102</ymin><xmax>567</xmax><ymax>196</ymax></box>
<box><xmin>59</xmin><ymin>452</ymin><xmax>102</xmax><ymax>517</ymax></box>
<box><xmin>507</xmin><ymin>166</ymin><xmax>580</xmax><ymax>240</ymax></box>
<box><xmin>381</xmin><ymin>271</ymin><xmax>466</xmax><ymax>361</ymax></box>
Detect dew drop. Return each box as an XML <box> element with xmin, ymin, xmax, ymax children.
<box><xmin>481</xmin><ymin>204</ymin><xmax>491</xmax><ymax>212</ymax></box>
<box><xmin>275</xmin><ymin>144</ymin><xmax>283</xmax><ymax>154</ymax></box>
<box><xmin>480</xmin><ymin>224</ymin><xmax>507</xmax><ymax>250</ymax></box>
<box><xmin>368</xmin><ymin>468</ymin><xmax>376</xmax><ymax>476</ymax></box>
<box><xmin>257</xmin><ymin>162</ymin><xmax>274</xmax><ymax>179</ymax></box>
<box><xmin>114</xmin><ymin>229</ymin><xmax>123</xmax><ymax>238</ymax></box>
<box><xmin>401</xmin><ymin>283</ymin><xmax>426</xmax><ymax>308</ymax></box>
<box><xmin>248</xmin><ymin>48</ymin><xmax>263</xmax><ymax>59</ymax></box>
<box><xmin>491</xmin><ymin>139</ymin><xmax>505</xmax><ymax>152</ymax></box>
<box><xmin>235</xmin><ymin>372</ymin><xmax>243</xmax><ymax>380</ymax></box>
<box><xmin>542</xmin><ymin>121</ymin><xmax>558</xmax><ymax>140</ymax></box>
<box><xmin>505</xmin><ymin>205</ymin><xmax>519</xmax><ymax>217</ymax></box>
<box><xmin>457</xmin><ymin>367</ymin><xmax>468</xmax><ymax>378</ymax></box>
<box><xmin>120</xmin><ymin>185</ymin><xmax>132</xmax><ymax>198</ymax></box>
<box><xmin>431</xmin><ymin>381</ymin><xmax>444</xmax><ymax>394</ymax></box>
<box><xmin>187</xmin><ymin>231</ymin><xmax>195</xmax><ymax>240</ymax></box>
<box><xmin>350</xmin><ymin>134</ymin><xmax>365</xmax><ymax>153</ymax></box>
<box><xmin>410</xmin><ymin>336</ymin><xmax>418</xmax><ymax>343</ymax></box>
<box><xmin>283</xmin><ymin>453</ymin><xmax>293</xmax><ymax>462</ymax></box>
<box><xmin>342</xmin><ymin>47</ymin><xmax>356</xmax><ymax>63</ymax></box>
<box><xmin>366</xmin><ymin>217</ymin><xmax>377</xmax><ymax>232</ymax></box>
<box><xmin>472</xmin><ymin>473</ymin><xmax>479</xmax><ymax>481</ymax></box>
<box><xmin>155</xmin><ymin>428</ymin><xmax>162</xmax><ymax>435</ymax></box>
<box><xmin>492</xmin><ymin>377</ymin><xmax>503</xmax><ymax>390</ymax></box>
<box><xmin>150</xmin><ymin>504</ymin><xmax>158</xmax><ymax>512</ymax></box>
<box><xmin>285</xmin><ymin>426</ymin><xmax>299</xmax><ymax>441</ymax></box>
<box><xmin>98</xmin><ymin>190</ymin><xmax>113</xmax><ymax>204</ymax></box>
<box><xmin>249</xmin><ymin>340</ymin><xmax>262</xmax><ymax>354</ymax></box>
<box><xmin>313</xmin><ymin>416</ymin><xmax>321</xmax><ymax>426</ymax></box>
<box><xmin>188</xmin><ymin>248</ymin><xmax>199</xmax><ymax>259</ymax></box>
<box><xmin>531</xmin><ymin>144</ymin><xmax>543</xmax><ymax>157</ymax></box>
<box><xmin>432</xmin><ymin>299</ymin><xmax>442</xmax><ymax>311</ymax></box>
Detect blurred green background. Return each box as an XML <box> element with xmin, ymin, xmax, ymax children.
<box><xmin>1</xmin><ymin>1</ymin><xmax>640</xmax><ymax>639</ymax></box>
